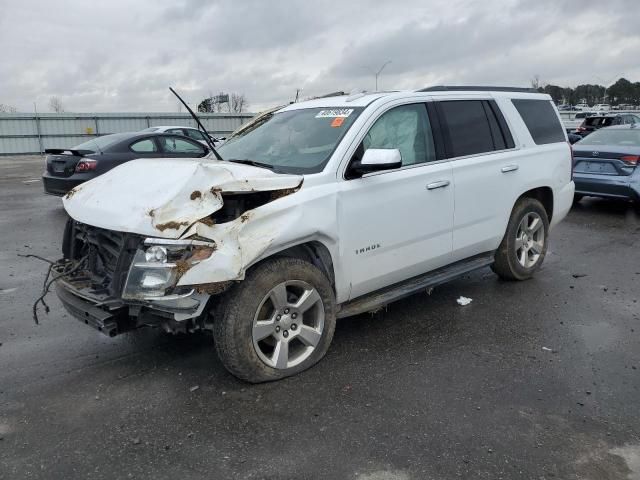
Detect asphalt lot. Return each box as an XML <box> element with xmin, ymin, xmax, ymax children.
<box><xmin>1</xmin><ymin>155</ymin><xmax>639</xmax><ymax>480</ymax></box>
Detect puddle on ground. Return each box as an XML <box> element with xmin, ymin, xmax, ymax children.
<box><xmin>610</xmin><ymin>444</ymin><xmax>640</xmax><ymax>480</ymax></box>
<box><xmin>576</xmin><ymin>321</ymin><xmax>620</xmax><ymax>351</ymax></box>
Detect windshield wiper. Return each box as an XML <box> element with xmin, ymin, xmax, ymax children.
<box><xmin>226</xmin><ymin>159</ymin><xmax>280</xmax><ymax>172</ymax></box>
<box><xmin>169</xmin><ymin>87</ymin><xmax>223</xmax><ymax>161</ymax></box>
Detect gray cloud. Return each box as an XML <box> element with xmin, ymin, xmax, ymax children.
<box><xmin>1</xmin><ymin>0</ymin><xmax>639</xmax><ymax>113</ymax></box>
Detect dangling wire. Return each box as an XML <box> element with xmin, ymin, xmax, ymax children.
<box><xmin>18</xmin><ymin>254</ymin><xmax>88</xmax><ymax>324</ymax></box>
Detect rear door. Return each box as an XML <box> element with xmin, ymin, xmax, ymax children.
<box><xmin>435</xmin><ymin>98</ymin><xmax>519</xmax><ymax>261</ymax></box>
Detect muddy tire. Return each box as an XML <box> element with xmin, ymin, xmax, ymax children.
<box><xmin>212</xmin><ymin>257</ymin><xmax>336</xmax><ymax>383</ymax></box>
<box><xmin>492</xmin><ymin>197</ymin><xmax>549</xmax><ymax>281</ymax></box>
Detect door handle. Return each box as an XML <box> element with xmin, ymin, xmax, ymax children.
<box><xmin>501</xmin><ymin>165</ymin><xmax>519</xmax><ymax>173</ymax></box>
<box><xmin>426</xmin><ymin>180</ymin><xmax>450</xmax><ymax>190</ymax></box>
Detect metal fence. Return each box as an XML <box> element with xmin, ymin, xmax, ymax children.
<box><xmin>0</xmin><ymin>112</ymin><xmax>255</xmax><ymax>155</ymax></box>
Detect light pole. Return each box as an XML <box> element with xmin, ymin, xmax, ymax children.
<box><xmin>361</xmin><ymin>60</ymin><xmax>392</xmax><ymax>91</ymax></box>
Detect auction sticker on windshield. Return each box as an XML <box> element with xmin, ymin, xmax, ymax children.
<box><xmin>315</xmin><ymin>109</ymin><xmax>354</xmax><ymax>118</ymax></box>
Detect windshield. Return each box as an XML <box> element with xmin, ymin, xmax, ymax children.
<box><xmin>578</xmin><ymin>128</ymin><xmax>640</xmax><ymax>146</ymax></box>
<box><xmin>217</xmin><ymin>107</ymin><xmax>363</xmax><ymax>174</ymax></box>
<box><xmin>73</xmin><ymin>133</ymin><xmax>130</xmax><ymax>152</ymax></box>
<box><xmin>141</xmin><ymin>127</ymin><xmax>160</xmax><ymax>132</ymax></box>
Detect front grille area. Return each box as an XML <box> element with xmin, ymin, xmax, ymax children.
<box><xmin>65</xmin><ymin>221</ymin><xmax>142</xmax><ymax>297</ymax></box>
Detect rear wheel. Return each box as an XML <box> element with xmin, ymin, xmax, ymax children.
<box><xmin>212</xmin><ymin>257</ymin><xmax>336</xmax><ymax>383</ymax></box>
<box><xmin>492</xmin><ymin>197</ymin><xmax>549</xmax><ymax>281</ymax></box>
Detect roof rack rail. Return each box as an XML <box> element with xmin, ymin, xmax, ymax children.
<box><xmin>418</xmin><ymin>85</ymin><xmax>537</xmax><ymax>93</ymax></box>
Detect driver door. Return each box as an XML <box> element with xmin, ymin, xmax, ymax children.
<box><xmin>337</xmin><ymin>102</ymin><xmax>454</xmax><ymax>300</ymax></box>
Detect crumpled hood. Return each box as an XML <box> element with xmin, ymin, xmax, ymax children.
<box><xmin>62</xmin><ymin>158</ymin><xmax>303</xmax><ymax>239</ymax></box>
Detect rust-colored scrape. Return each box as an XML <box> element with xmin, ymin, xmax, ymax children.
<box><xmin>155</xmin><ymin>220</ymin><xmax>189</xmax><ymax>232</ymax></box>
<box><xmin>199</xmin><ymin>216</ymin><xmax>216</xmax><ymax>227</ymax></box>
<box><xmin>148</xmin><ymin>209</ymin><xmax>155</xmax><ymax>218</ymax></box>
<box><xmin>210</xmin><ymin>186</ymin><xmax>223</xmax><ymax>196</ymax></box>
<box><xmin>240</xmin><ymin>213</ymin><xmax>250</xmax><ymax>223</ymax></box>
<box><xmin>64</xmin><ymin>187</ymin><xmax>81</xmax><ymax>200</ymax></box>
<box><xmin>190</xmin><ymin>190</ymin><xmax>202</xmax><ymax>200</ymax></box>
<box><xmin>174</xmin><ymin>259</ymin><xmax>191</xmax><ymax>279</ymax></box>
<box><xmin>195</xmin><ymin>281</ymin><xmax>234</xmax><ymax>295</ymax></box>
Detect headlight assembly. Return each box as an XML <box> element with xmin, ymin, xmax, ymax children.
<box><xmin>122</xmin><ymin>238</ymin><xmax>216</xmax><ymax>300</ymax></box>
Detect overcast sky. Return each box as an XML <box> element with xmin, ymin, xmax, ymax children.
<box><xmin>1</xmin><ymin>0</ymin><xmax>639</xmax><ymax>113</ymax></box>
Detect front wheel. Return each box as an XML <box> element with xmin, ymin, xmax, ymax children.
<box><xmin>212</xmin><ymin>257</ymin><xmax>336</xmax><ymax>383</ymax></box>
<box><xmin>492</xmin><ymin>197</ymin><xmax>549</xmax><ymax>281</ymax></box>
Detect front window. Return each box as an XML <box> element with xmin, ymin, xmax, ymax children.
<box><xmin>217</xmin><ymin>107</ymin><xmax>363</xmax><ymax>174</ymax></box>
<box><xmin>159</xmin><ymin>136</ymin><xmax>205</xmax><ymax>154</ymax></box>
<box><xmin>185</xmin><ymin>129</ymin><xmax>206</xmax><ymax>141</ymax></box>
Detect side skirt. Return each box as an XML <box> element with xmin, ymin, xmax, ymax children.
<box><xmin>336</xmin><ymin>252</ymin><xmax>495</xmax><ymax>318</ymax></box>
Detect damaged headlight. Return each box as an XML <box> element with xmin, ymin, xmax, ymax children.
<box><xmin>145</xmin><ymin>245</ymin><xmax>168</xmax><ymax>263</ymax></box>
<box><xmin>122</xmin><ymin>239</ymin><xmax>216</xmax><ymax>300</ymax></box>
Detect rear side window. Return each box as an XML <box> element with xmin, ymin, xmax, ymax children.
<box><xmin>130</xmin><ymin>138</ymin><xmax>158</xmax><ymax>153</ymax></box>
<box><xmin>438</xmin><ymin>100</ymin><xmax>511</xmax><ymax>157</ymax></box>
<box><xmin>512</xmin><ymin>99</ymin><xmax>565</xmax><ymax>145</ymax></box>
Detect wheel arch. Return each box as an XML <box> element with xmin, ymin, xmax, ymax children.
<box><xmin>518</xmin><ymin>186</ymin><xmax>554</xmax><ymax>222</ymax></box>
<box><xmin>250</xmin><ymin>240</ymin><xmax>336</xmax><ymax>289</ymax></box>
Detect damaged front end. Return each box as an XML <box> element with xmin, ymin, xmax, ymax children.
<box><xmin>55</xmin><ymin>221</ymin><xmax>218</xmax><ymax>336</ymax></box>
<box><xmin>54</xmin><ymin>158</ymin><xmax>304</xmax><ymax>337</ymax></box>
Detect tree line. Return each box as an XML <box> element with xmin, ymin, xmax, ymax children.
<box><xmin>197</xmin><ymin>92</ymin><xmax>247</xmax><ymax>113</ymax></box>
<box><xmin>533</xmin><ymin>76</ymin><xmax>640</xmax><ymax>106</ymax></box>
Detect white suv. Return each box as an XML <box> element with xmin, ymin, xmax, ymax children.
<box><xmin>56</xmin><ymin>87</ymin><xmax>574</xmax><ymax>382</ymax></box>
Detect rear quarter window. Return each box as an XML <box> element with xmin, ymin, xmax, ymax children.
<box><xmin>512</xmin><ymin>99</ymin><xmax>565</xmax><ymax>145</ymax></box>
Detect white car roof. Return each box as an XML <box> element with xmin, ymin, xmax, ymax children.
<box><xmin>149</xmin><ymin>125</ymin><xmax>196</xmax><ymax>130</ymax></box>
<box><xmin>280</xmin><ymin>89</ymin><xmax>552</xmax><ymax>112</ymax></box>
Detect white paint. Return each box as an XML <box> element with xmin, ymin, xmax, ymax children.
<box><xmin>62</xmin><ymin>158</ymin><xmax>302</xmax><ymax>239</ymax></box>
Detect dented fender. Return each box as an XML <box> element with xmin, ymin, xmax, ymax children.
<box><xmin>176</xmin><ymin>183</ymin><xmax>347</xmax><ymax>301</ymax></box>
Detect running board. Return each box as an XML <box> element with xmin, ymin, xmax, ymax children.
<box><xmin>336</xmin><ymin>252</ymin><xmax>495</xmax><ymax>318</ymax></box>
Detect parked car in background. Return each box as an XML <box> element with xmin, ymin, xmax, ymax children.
<box><xmin>54</xmin><ymin>87</ymin><xmax>574</xmax><ymax>382</ymax></box>
<box><xmin>593</xmin><ymin>104</ymin><xmax>611</xmax><ymax>112</ymax></box>
<box><xmin>575</xmin><ymin>103</ymin><xmax>591</xmax><ymax>111</ymax></box>
<box><xmin>42</xmin><ymin>132</ymin><xmax>211</xmax><ymax>196</ymax></box>
<box><xmin>563</xmin><ymin>111</ymin><xmax>595</xmax><ymax>132</ymax></box>
<box><xmin>140</xmin><ymin>125</ymin><xmax>221</xmax><ymax>146</ymax></box>
<box><xmin>573</xmin><ymin>113</ymin><xmax>640</xmax><ymax>137</ymax></box>
<box><xmin>573</xmin><ymin>125</ymin><xmax>640</xmax><ymax>204</ymax></box>
<box><xmin>568</xmin><ymin>133</ymin><xmax>583</xmax><ymax>144</ymax></box>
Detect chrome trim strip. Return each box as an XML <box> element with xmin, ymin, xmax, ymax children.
<box><xmin>144</xmin><ymin>238</ymin><xmax>216</xmax><ymax>247</ymax></box>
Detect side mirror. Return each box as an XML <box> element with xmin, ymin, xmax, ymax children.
<box><xmin>352</xmin><ymin>148</ymin><xmax>402</xmax><ymax>175</ymax></box>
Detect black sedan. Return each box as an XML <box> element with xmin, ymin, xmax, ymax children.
<box><xmin>573</xmin><ymin>113</ymin><xmax>640</xmax><ymax>138</ymax></box>
<box><xmin>572</xmin><ymin>125</ymin><xmax>640</xmax><ymax>204</ymax></box>
<box><xmin>42</xmin><ymin>132</ymin><xmax>211</xmax><ymax>196</ymax></box>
